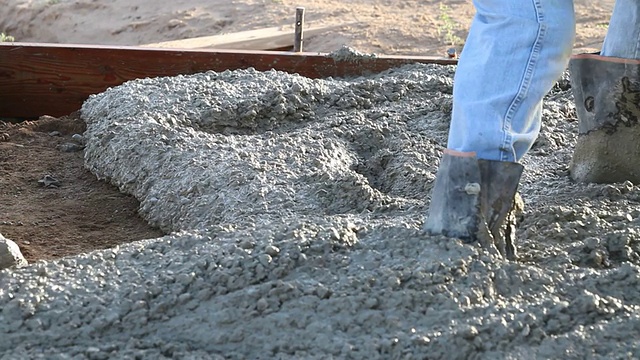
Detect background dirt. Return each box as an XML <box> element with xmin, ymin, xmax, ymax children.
<box><xmin>0</xmin><ymin>0</ymin><xmax>616</xmax><ymax>55</ymax></box>
<box><xmin>0</xmin><ymin>0</ymin><xmax>619</xmax><ymax>262</ymax></box>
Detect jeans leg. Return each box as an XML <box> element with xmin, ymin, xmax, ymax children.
<box><xmin>447</xmin><ymin>0</ymin><xmax>575</xmax><ymax>162</ymax></box>
<box><xmin>601</xmin><ymin>0</ymin><xmax>640</xmax><ymax>59</ymax></box>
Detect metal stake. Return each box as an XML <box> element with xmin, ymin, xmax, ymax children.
<box><xmin>294</xmin><ymin>7</ymin><xmax>305</xmax><ymax>52</ymax></box>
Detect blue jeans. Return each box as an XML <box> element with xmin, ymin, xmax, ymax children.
<box><xmin>447</xmin><ymin>0</ymin><xmax>640</xmax><ymax>162</ymax></box>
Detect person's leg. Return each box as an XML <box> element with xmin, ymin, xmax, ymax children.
<box><xmin>425</xmin><ymin>0</ymin><xmax>576</xmax><ymax>258</ymax></box>
<box><xmin>447</xmin><ymin>0</ymin><xmax>576</xmax><ymax>162</ymax></box>
<box><xmin>601</xmin><ymin>0</ymin><xmax>640</xmax><ymax>59</ymax></box>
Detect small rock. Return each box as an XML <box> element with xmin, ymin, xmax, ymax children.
<box><xmin>58</xmin><ymin>142</ymin><xmax>84</xmax><ymax>152</ymax></box>
<box><xmin>583</xmin><ymin>237</ymin><xmax>601</xmax><ymax>250</ymax></box>
<box><xmin>0</xmin><ymin>233</ymin><xmax>28</xmax><ymax>270</ymax></box>
<box><xmin>265</xmin><ymin>245</ymin><xmax>280</xmax><ymax>256</ymax></box>
<box><xmin>177</xmin><ymin>272</ymin><xmax>195</xmax><ymax>286</ymax></box>
<box><xmin>364</xmin><ymin>297</ymin><xmax>379</xmax><ymax>309</ymax></box>
<box><xmin>315</xmin><ymin>285</ymin><xmax>331</xmax><ymax>299</ymax></box>
<box><xmin>38</xmin><ymin>174</ymin><xmax>61</xmax><ymax>188</ymax></box>
<box><xmin>602</xmin><ymin>185</ymin><xmax>621</xmax><ymax>198</ymax></box>
<box><xmin>387</xmin><ymin>275</ymin><xmax>401</xmax><ymax>289</ymax></box>
<box><xmin>239</xmin><ymin>239</ymin><xmax>255</xmax><ymax>249</ymax></box>
<box><xmin>588</xmin><ymin>248</ymin><xmax>610</xmax><ymax>268</ymax></box>
<box><xmin>71</xmin><ymin>133</ymin><xmax>85</xmax><ymax>143</ymax></box>
<box><xmin>167</xmin><ymin>19</ymin><xmax>186</xmax><ymax>29</ymax></box>
<box><xmin>256</xmin><ymin>298</ymin><xmax>269</xmax><ymax>312</ymax></box>
<box><xmin>258</xmin><ymin>254</ymin><xmax>272</xmax><ymax>267</ymax></box>
<box><xmin>460</xmin><ymin>325</ymin><xmax>479</xmax><ymax>340</ymax></box>
<box><xmin>0</xmin><ymin>132</ymin><xmax>9</xmax><ymax>141</ymax></box>
<box><xmin>619</xmin><ymin>180</ymin><xmax>634</xmax><ymax>194</ymax></box>
<box><xmin>48</xmin><ymin>131</ymin><xmax>61</xmax><ymax>137</ymax></box>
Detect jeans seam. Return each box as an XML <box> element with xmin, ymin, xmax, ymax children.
<box><xmin>500</xmin><ymin>0</ymin><xmax>546</xmax><ymax>162</ymax></box>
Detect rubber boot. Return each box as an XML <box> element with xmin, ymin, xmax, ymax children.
<box><xmin>424</xmin><ymin>150</ymin><xmax>524</xmax><ymax>260</ymax></box>
<box><xmin>569</xmin><ymin>54</ymin><xmax>640</xmax><ymax>184</ymax></box>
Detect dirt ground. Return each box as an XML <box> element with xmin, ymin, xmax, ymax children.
<box><xmin>0</xmin><ymin>115</ymin><xmax>164</xmax><ymax>262</ymax></box>
<box><xmin>0</xmin><ymin>0</ymin><xmax>618</xmax><ymax>262</ymax></box>
<box><xmin>0</xmin><ymin>0</ymin><xmax>616</xmax><ymax>55</ymax></box>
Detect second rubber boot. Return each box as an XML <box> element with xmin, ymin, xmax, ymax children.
<box><xmin>424</xmin><ymin>149</ymin><xmax>524</xmax><ymax>260</ymax></box>
<box><xmin>569</xmin><ymin>54</ymin><xmax>640</xmax><ymax>184</ymax></box>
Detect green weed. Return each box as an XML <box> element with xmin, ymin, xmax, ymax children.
<box><xmin>437</xmin><ymin>4</ymin><xmax>464</xmax><ymax>46</ymax></box>
<box><xmin>0</xmin><ymin>32</ymin><xmax>15</xmax><ymax>42</ymax></box>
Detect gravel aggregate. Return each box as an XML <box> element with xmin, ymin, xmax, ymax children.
<box><xmin>2</xmin><ymin>62</ymin><xmax>640</xmax><ymax>359</ymax></box>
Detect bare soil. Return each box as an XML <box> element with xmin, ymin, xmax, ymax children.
<box><xmin>0</xmin><ymin>114</ymin><xmax>164</xmax><ymax>262</ymax></box>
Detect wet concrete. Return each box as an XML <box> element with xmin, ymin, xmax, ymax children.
<box><xmin>570</xmin><ymin>123</ymin><xmax>640</xmax><ymax>183</ymax></box>
<box><xmin>2</xmin><ymin>63</ymin><xmax>640</xmax><ymax>359</ymax></box>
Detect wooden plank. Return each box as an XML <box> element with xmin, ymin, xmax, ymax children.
<box><xmin>0</xmin><ymin>42</ymin><xmax>457</xmax><ymax>118</ymax></box>
<box><xmin>142</xmin><ymin>24</ymin><xmax>347</xmax><ymax>51</ymax></box>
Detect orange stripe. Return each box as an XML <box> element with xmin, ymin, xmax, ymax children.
<box><xmin>444</xmin><ymin>149</ymin><xmax>477</xmax><ymax>157</ymax></box>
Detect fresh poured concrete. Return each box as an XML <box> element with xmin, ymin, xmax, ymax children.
<box><xmin>2</xmin><ymin>62</ymin><xmax>640</xmax><ymax>359</ymax></box>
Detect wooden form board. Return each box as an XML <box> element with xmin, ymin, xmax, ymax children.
<box><xmin>0</xmin><ymin>42</ymin><xmax>457</xmax><ymax>118</ymax></box>
<box><xmin>141</xmin><ymin>24</ymin><xmax>349</xmax><ymax>51</ymax></box>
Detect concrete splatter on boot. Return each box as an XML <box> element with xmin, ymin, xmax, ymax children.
<box><xmin>476</xmin><ymin>159</ymin><xmax>525</xmax><ymax>260</ymax></box>
<box><xmin>424</xmin><ymin>149</ymin><xmax>524</xmax><ymax>260</ymax></box>
<box><xmin>569</xmin><ymin>54</ymin><xmax>640</xmax><ymax>184</ymax></box>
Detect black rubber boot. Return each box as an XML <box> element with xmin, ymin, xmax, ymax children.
<box><xmin>569</xmin><ymin>54</ymin><xmax>640</xmax><ymax>184</ymax></box>
<box><xmin>424</xmin><ymin>150</ymin><xmax>524</xmax><ymax>260</ymax></box>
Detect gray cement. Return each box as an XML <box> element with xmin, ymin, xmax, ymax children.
<box><xmin>2</xmin><ymin>62</ymin><xmax>640</xmax><ymax>359</ymax></box>
<box><xmin>570</xmin><ymin>124</ymin><xmax>640</xmax><ymax>184</ymax></box>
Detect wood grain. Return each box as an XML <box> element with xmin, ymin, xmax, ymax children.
<box><xmin>0</xmin><ymin>42</ymin><xmax>457</xmax><ymax>118</ymax></box>
<box><xmin>141</xmin><ymin>24</ymin><xmax>347</xmax><ymax>51</ymax></box>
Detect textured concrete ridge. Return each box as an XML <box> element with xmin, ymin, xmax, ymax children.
<box><xmin>2</xmin><ymin>65</ymin><xmax>640</xmax><ymax>359</ymax></box>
